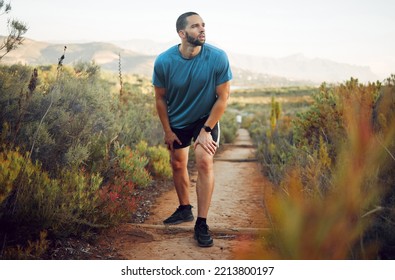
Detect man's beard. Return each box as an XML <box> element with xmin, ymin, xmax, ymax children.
<box><xmin>186</xmin><ymin>32</ymin><xmax>205</xmax><ymax>46</ymax></box>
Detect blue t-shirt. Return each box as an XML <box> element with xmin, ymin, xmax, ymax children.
<box><xmin>152</xmin><ymin>43</ymin><xmax>232</xmax><ymax>129</ymax></box>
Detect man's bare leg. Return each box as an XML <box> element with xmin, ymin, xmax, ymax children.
<box><xmin>193</xmin><ymin>144</ymin><xmax>215</xmax><ymax>247</ymax></box>
<box><xmin>170</xmin><ymin>146</ymin><xmax>191</xmax><ymax>206</ymax></box>
<box><xmin>194</xmin><ymin>145</ymin><xmax>215</xmax><ymax>218</ymax></box>
<box><xmin>163</xmin><ymin>146</ymin><xmax>194</xmax><ymax>225</ymax></box>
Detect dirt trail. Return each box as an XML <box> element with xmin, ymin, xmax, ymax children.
<box><xmin>100</xmin><ymin>129</ymin><xmax>272</xmax><ymax>260</ymax></box>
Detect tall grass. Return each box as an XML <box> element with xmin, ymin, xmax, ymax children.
<box><xmin>245</xmin><ymin>77</ymin><xmax>395</xmax><ymax>259</ymax></box>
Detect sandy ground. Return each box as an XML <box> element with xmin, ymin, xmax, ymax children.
<box><xmin>98</xmin><ymin>129</ymin><xmax>272</xmax><ymax>260</ymax></box>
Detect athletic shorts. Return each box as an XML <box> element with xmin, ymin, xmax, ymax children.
<box><xmin>171</xmin><ymin>117</ymin><xmax>220</xmax><ymax>149</ymax></box>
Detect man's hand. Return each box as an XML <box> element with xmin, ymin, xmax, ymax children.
<box><xmin>193</xmin><ymin>129</ymin><xmax>217</xmax><ymax>155</ymax></box>
<box><xmin>164</xmin><ymin>130</ymin><xmax>182</xmax><ymax>151</ymax></box>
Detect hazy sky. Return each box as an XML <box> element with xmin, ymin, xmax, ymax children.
<box><xmin>2</xmin><ymin>0</ymin><xmax>394</xmax><ymax>78</ymax></box>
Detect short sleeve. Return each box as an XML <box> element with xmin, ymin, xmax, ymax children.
<box><xmin>215</xmin><ymin>51</ymin><xmax>233</xmax><ymax>86</ymax></box>
<box><xmin>152</xmin><ymin>56</ymin><xmax>165</xmax><ymax>88</ymax></box>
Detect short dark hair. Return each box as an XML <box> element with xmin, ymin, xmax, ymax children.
<box><xmin>176</xmin><ymin>12</ymin><xmax>199</xmax><ymax>32</ymax></box>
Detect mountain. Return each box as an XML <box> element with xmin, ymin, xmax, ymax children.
<box><xmin>228</xmin><ymin>53</ymin><xmax>378</xmax><ymax>83</ymax></box>
<box><xmin>112</xmin><ymin>39</ymin><xmax>177</xmax><ymax>56</ymax></box>
<box><xmin>0</xmin><ymin>37</ymin><xmax>379</xmax><ymax>85</ymax></box>
<box><xmin>0</xmin><ymin>37</ymin><xmax>155</xmax><ymax>76</ymax></box>
<box><xmin>108</xmin><ymin>39</ymin><xmax>379</xmax><ymax>83</ymax></box>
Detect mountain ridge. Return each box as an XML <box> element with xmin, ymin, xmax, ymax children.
<box><xmin>0</xmin><ymin>37</ymin><xmax>379</xmax><ymax>86</ymax></box>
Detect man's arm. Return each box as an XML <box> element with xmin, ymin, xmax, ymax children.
<box><xmin>205</xmin><ymin>81</ymin><xmax>231</xmax><ymax>128</ymax></box>
<box><xmin>193</xmin><ymin>81</ymin><xmax>231</xmax><ymax>154</ymax></box>
<box><xmin>154</xmin><ymin>86</ymin><xmax>181</xmax><ymax>151</ymax></box>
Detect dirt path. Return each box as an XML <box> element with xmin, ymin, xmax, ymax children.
<box><xmin>99</xmin><ymin>129</ymin><xmax>272</xmax><ymax>260</ymax></box>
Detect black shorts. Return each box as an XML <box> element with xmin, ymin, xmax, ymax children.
<box><xmin>172</xmin><ymin>117</ymin><xmax>220</xmax><ymax>149</ymax></box>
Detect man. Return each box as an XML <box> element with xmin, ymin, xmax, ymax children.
<box><xmin>152</xmin><ymin>11</ymin><xmax>232</xmax><ymax>247</ymax></box>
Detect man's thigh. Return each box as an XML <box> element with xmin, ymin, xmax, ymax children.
<box><xmin>170</xmin><ymin>146</ymin><xmax>190</xmax><ymax>168</ymax></box>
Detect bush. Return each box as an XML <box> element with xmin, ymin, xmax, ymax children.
<box><xmin>219</xmin><ymin>111</ymin><xmax>238</xmax><ymax>144</ymax></box>
<box><xmin>115</xmin><ymin>145</ymin><xmax>152</xmax><ymax>188</ymax></box>
<box><xmin>254</xmin><ymin>77</ymin><xmax>395</xmax><ymax>259</ymax></box>
<box><xmin>0</xmin><ymin>148</ymin><xmax>26</xmax><ymax>205</ymax></box>
<box><xmin>98</xmin><ymin>176</ymin><xmax>138</xmax><ymax>225</ymax></box>
<box><xmin>247</xmin><ymin>98</ymin><xmax>295</xmax><ymax>184</ymax></box>
<box><xmin>0</xmin><ymin>63</ymin><xmax>167</xmax><ymax>258</ymax></box>
<box><xmin>117</xmin><ymin>82</ymin><xmax>163</xmax><ymax>147</ymax></box>
<box><xmin>0</xmin><ymin>148</ymin><xmax>105</xmax><ymax>252</ymax></box>
<box><xmin>0</xmin><ymin>63</ymin><xmax>163</xmax><ymax>176</ymax></box>
<box><xmin>0</xmin><ymin>148</ymin><xmax>60</xmax><ymax>240</ymax></box>
<box><xmin>147</xmin><ymin>145</ymin><xmax>172</xmax><ymax>179</ymax></box>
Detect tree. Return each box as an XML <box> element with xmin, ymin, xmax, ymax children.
<box><xmin>0</xmin><ymin>0</ymin><xmax>28</xmax><ymax>60</ymax></box>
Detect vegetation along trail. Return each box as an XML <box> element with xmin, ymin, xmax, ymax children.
<box><xmin>98</xmin><ymin>128</ymin><xmax>272</xmax><ymax>259</ymax></box>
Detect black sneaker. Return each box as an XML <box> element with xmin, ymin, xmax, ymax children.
<box><xmin>163</xmin><ymin>205</ymin><xmax>194</xmax><ymax>225</ymax></box>
<box><xmin>194</xmin><ymin>223</ymin><xmax>214</xmax><ymax>247</ymax></box>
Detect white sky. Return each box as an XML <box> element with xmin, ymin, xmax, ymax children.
<box><xmin>2</xmin><ymin>0</ymin><xmax>394</xmax><ymax>78</ymax></box>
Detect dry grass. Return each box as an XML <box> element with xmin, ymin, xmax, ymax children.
<box><xmin>230</xmin><ymin>95</ymin><xmax>313</xmax><ymax>105</ymax></box>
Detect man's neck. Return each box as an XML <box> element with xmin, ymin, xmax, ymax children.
<box><xmin>179</xmin><ymin>43</ymin><xmax>202</xmax><ymax>59</ymax></box>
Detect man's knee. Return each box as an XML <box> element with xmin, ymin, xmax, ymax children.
<box><xmin>170</xmin><ymin>147</ymin><xmax>189</xmax><ymax>172</ymax></box>
<box><xmin>196</xmin><ymin>155</ymin><xmax>213</xmax><ymax>173</ymax></box>
<box><xmin>171</xmin><ymin>158</ymin><xmax>187</xmax><ymax>171</ymax></box>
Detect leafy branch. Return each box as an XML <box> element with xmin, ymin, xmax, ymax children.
<box><xmin>0</xmin><ymin>1</ymin><xmax>28</xmax><ymax>60</ymax></box>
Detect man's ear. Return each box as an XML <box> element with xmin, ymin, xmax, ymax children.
<box><xmin>178</xmin><ymin>30</ymin><xmax>186</xmax><ymax>39</ymax></box>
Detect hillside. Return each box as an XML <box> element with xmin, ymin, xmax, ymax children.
<box><xmin>0</xmin><ymin>37</ymin><xmax>155</xmax><ymax>76</ymax></box>
<box><xmin>0</xmin><ymin>37</ymin><xmax>379</xmax><ymax>85</ymax></box>
<box><xmin>228</xmin><ymin>52</ymin><xmax>378</xmax><ymax>84</ymax></box>
<box><xmin>114</xmin><ymin>39</ymin><xmax>379</xmax><ymax>83</ymax></box>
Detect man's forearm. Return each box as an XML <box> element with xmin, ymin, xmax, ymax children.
<box><xmin>204</xmin><ymin>95</ymin><xmax>228</xmax><ymax>129</ymax></box>
<box><xmin>204</xmin><ymin>81</ymin><xmax>230</xmax><ymax>128</ymax></box>
<box><xmin>156</xmin><ymin>98</ymin><xmax>172</xmax><ymax>133</ymax></box>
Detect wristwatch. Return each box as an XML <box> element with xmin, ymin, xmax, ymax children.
<box><xmin>203</xmin><ymin>125</ymin><xmax>212</xmax><ymax>132</ymax></box>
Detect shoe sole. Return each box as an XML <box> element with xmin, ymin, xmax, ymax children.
<box><xmin>163</xmin><ymin>216</ymin><xmax>194</xmax><ymax>225</ymax></box>
<box><xmin>194</xmin><ymin>234</ymin><xmax>214</xmax><ymax>247</ymax></box>
<box><xmin>197</xmin><ymin>241</ymin><xmax>214</xmax><ymax>247</ymax></box>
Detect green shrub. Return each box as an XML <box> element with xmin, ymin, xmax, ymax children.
<box><xmin>246</xmin><ymin>99</ymin><xmax>295</xmax><ymax>184</ymax></box>
<box><xmin>55</xmin><ymin>169</ymin><xmax>104</xmax><ymax>237</ymax></box>
<box><xmin>0</xmin><ymin>148</ymin><xmax>107</xmax><ymax>240</ymax></box>
<box><xmin>147</xmin><ymin>145</ymin><xmax>172</xmax><ymax>179</ymax></box>
<box><xmin>0</xmin><ymin>148</ymin><xmax>60</xmax><ymax>239</ymax></box>
<box><xmin>116</xmin><ymin>145</ymin><xmax>152</xmax><ymax>187</ymax></box>
<box><xmin>219</xmin><ymin>111</ymin><xmax>238</xmax><ymax>144</ymax></box>
<box><xmin>117</xmin><ymin>82</ymin><xmax>163</xmax><ymax>147</ymax></box>
<box><xmin>0</xmin><ymin>148</ymin><xmax>26</xmax><ymax>205</ymax></box>
<box><xmin>134</xmin><ymin>140</ymin><xmax>172</xmax><ymax>179</ymax></box>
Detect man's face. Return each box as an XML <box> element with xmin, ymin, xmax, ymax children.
<box><xmin>183</xmin><ymin>15</ymin><xmax>205</xmax><ymax>46</ymax></box>
<box><xmin>185</xmin><ymin>31</ymin><xmax>205</xmax><ymax>46</ymax></box>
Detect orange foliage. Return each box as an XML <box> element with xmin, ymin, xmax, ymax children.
<box><xmin>252</xmin><ymin>79</ymin><xmax>392</xmax><ymax>259</ymax></box>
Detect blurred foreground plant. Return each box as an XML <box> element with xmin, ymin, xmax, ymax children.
<box><xmin>254</xmin><ymin>77</ymin><xmax>395</xmax><ymax>259</ymax></box>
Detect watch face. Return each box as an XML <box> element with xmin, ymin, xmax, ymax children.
<box><xmin>204</xmin><ymin>125</ymin><xmax>211</xmax><ymax>132</ymax></box>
